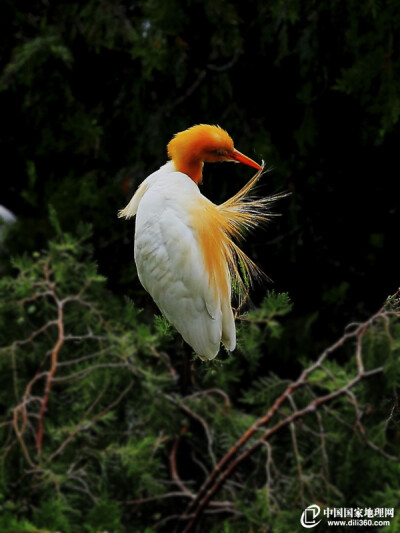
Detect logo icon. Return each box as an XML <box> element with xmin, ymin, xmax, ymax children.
<box><xmin>301</xmin><ymin>504</ymin><xmax>322</xmax><ymax>528</ymax></box>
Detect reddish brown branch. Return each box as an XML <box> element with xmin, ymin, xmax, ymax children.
<box><xmin>35</xmin><ymin>300</ymin><xmax>65</xmax><ymax>455</ymax></box>
<box><xmin>170</xmin><ymin>437</ymin><xmax>194</xmax><ymax>497</ymax></box>
<box><xmin>176</xmin><ymin>299</ymin><xmax>400</xmax><ymax>532</ymax></box>
<box><xmin>9</xmin><ymin>258</ymin><xmax>121</xmax><ymax>464</ymax></box>
<box><xmin>180</xmin><ymin>368</ymin><xmax>386</xmax><ymax>532</ymax></box>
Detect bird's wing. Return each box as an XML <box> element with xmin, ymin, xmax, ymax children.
<box><xmin>134</xmin><ymin>175</ymin><xmax>235</xmax><ymax>359</ymax></box>
<box><xmin>118</xmin><ymin>182</ymin><xmax>149</xmax><ymax>219</ymax></box>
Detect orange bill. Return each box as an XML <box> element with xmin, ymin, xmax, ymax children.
<box><xmin>227</xmin><ymin>149</ymin><xmax>262</xmax><ymax>170</ymax></box>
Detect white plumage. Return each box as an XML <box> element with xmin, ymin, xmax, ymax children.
<box><xmin>120</xmin><ymin>162</ymin><xmax>235</xmax><ymax>359</ymax></box>
<box><xmin>0</xmin><ymin>205</ymin><xmax>17</xmax><ymax>246</ymax></box>
<box><xmin>119</xmin><ymin>124</ymin><xmax>272</xmax><ymax>360</ymax></box>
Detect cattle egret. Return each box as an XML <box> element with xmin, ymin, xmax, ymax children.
<box><xmin>119</xmin><ymin>124</ymin><xmax>276</xmax><ymax>359</ymax></box>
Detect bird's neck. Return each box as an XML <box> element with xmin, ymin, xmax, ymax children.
<box><xmin>172</xmin><ymin>156</ymin><xmax>204</xmax><ymax>184</ymax></box>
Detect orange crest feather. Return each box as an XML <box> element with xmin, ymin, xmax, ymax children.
<box><xmin>167</xmin><ymin>125</ymin><xmax>234</xmax><ymax>183</ymax></box>
<box><xmin>168</xmin><ymin>124</ymin><xmax>234</xmax><ymax>159</ymax></box>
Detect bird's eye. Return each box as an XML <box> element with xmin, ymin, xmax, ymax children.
<box><xmin>215</xmin><ymin>149</ymin><xmax>227</xmax><ymax>157</ymax></box>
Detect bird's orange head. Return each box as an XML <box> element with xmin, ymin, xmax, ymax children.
<box><xmin>167</xmin><ymin>124</ymin><xmax>262</xmax><ymax>184</ymax></box>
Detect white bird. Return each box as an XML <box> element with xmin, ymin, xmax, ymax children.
<box><xmin>0</xmin><ymin>205</ymin><xmax>16</xmax><ymax>225</ymax></box>
<box><xmin>0</xmin><ymin>205</ymin><xmax>17</xmax><ymax>246</ymax></box>
<box><xmin>119</xmin><ymin>124</ymin><xmax>275</xmax><ymax>359</ymax></box>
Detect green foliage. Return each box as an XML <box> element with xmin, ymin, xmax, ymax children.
<box><xmin>0</xmin><ymin>221</ymin><xmax>399</xmax><ymax>532</ymax></box>
<box><xmin>0</xmin><ymin>33</ymin><xmax>73</xmax><ymax>92</ymax></box>
<box><xmin>0</xmin><ymin>226</ymin><xmax>174</xmax><ymax>532</ymax></box>
<box><xmin>237</xmin><ymin>291</ymin><xmax>292</xmax><ymax>368</ymax></box>
<box><xmin>33</xmin><ymin>498</ymin><xmax>71</xmax><ymax>533</ymax></box>
<box><xmin>0</xmin><ymin>514</ymin><xmax>37</xmax><ymax>533</ymax></box>
<box><xmin>1</xmin><ymin>1</ymin><xmax>400</xmax><ymax>531</ymax></box>
<box><xmin>153</xmin><ymin>314</ymin><xmax>175</xmax><ymax>341</ymax></box>
<box><xmin>84</xmin><ymin>498</ymin><xmax>123</xmax><ymax>533</ymax></box>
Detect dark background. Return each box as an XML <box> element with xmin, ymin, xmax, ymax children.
<box><xmin>1</xmin><ymin>3</ymin><xmax>400</xmax><ymax>532</ymax></box>
<box><xmin>1</xmin><ymin>0</ymin><xmax>399</xmax><ymax>363</ymax></box>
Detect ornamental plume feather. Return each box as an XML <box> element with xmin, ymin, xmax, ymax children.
<box><xmin>202</xmin><ymin>165</ymin><xmax>284</xmax><ymax>299</ymax></box>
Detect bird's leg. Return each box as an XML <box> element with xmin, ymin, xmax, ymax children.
<box><xmin>178</xmin><ymin>340</ymin><xmax>194</xmax><ymax>395</ymax></box>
